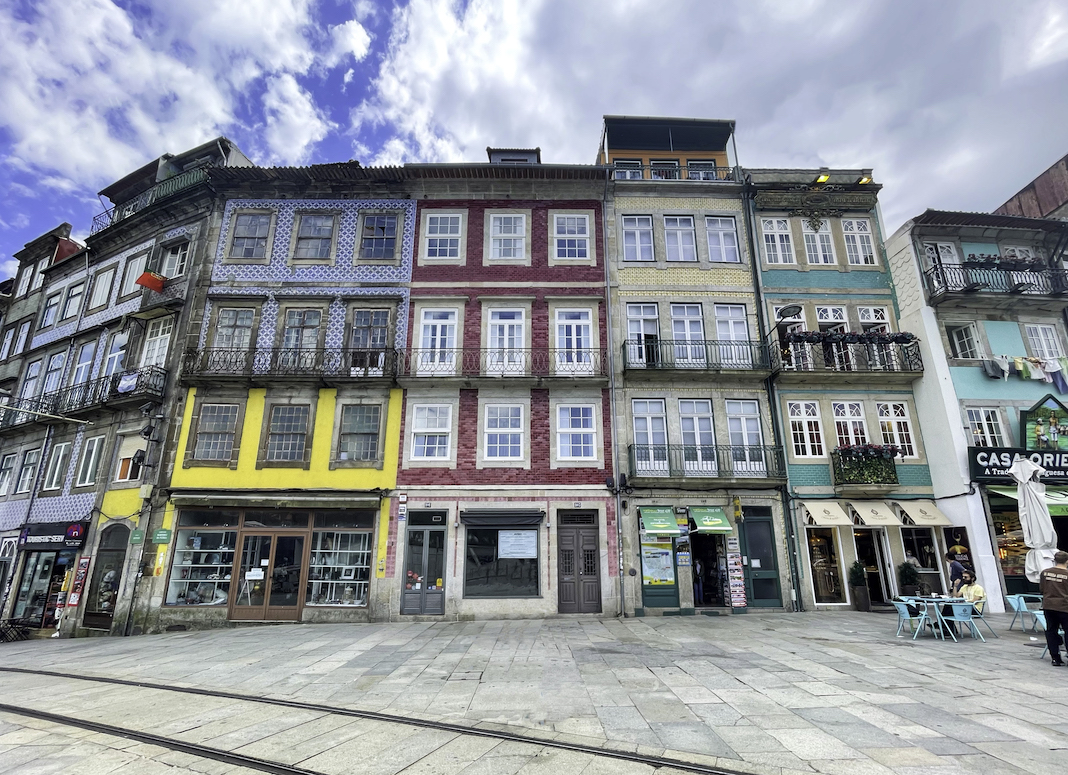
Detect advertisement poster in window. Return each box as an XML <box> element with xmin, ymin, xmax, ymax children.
<box><xmin>66</xmin><ymin>557</ymin><xmax>91</xmax><ymax>607</ymax></box>
<box><xmin>1021</xmin><ymin>395</ymin><xmax>1068</xmax><ymax>451</ymax></box>
<box><xmin>943</xmin><ymin>527</ymin><xmax>971</xmax><ymax>568</ymax></box>
<box><xmin>497</xmin><ymin>530</ymin><xmax>537</xmax><ymax>559</ymax></box>
<box><xmin>727</xmin><ymin>551</ymin><xmax>747</xmax><ymax>607</ymax></box>
<box><xmin>641</xmin><ymin>542</ymin><xmax>674</xmax><ymax>585</ymax></box>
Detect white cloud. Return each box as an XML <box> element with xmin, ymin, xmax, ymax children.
<box><xmin>262</xmin><ymin>74</ymin><xmax>336</xmax><ymax>165</ymax></box>
<box><xmin>326</xmin><ymin>19</ymin><xmax>372</xmax><ymax>68</ymax></box>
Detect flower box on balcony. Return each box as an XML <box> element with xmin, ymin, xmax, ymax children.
<box><xmin>831</xmin><ymin>445</ymin><xmax>899</xmax><ymax>494</ymax></box>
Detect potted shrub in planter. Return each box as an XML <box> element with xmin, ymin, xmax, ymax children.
<box><xmin>897</xmin><ymin>561</ymin><xmax>920</xmax><ymax>597</ymax></box>
<box><xmin>848</xmin><ymin>560</ymin><xmax>870</xmax><ymax>612</ymax></box>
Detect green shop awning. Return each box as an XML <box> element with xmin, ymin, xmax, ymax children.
<box><xmin>639</xmin><ymin>506</ymin><xmax>681</xmax><ymax>536</ymax></box>
<box><xmin>690</xmin><ymin>507</ymin><xmax>732</xmax><ymax>533</ymax></box>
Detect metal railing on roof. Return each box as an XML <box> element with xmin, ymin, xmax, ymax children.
<box><xmin>91</xmin><ymin>167</ymin><xmax>211</xmax><ymax>235</ymax></box>
<box><xmin>612</xmin><ymin>164</ymin><xmax>737</xmax><ymax>182</ymax></box>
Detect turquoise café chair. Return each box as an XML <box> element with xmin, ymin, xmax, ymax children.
<box><xmin>941</xmin><ymin>603</ymin><xmax>986</xmax><ymax>642</ymax></box>
<box><xmin>1005</xmin><ymin>594</ymin><xmax>1042</xmax><ymax>632</ymax></box>
<box><xmin>892</xmin><ymin>598</ymin><xmax>940</xmax><ymax>640</ymax></box>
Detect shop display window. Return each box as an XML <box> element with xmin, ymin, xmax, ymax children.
<box><xmin>306</xmin><ymin>510</ymin><xmax>374</xmax><ymax>607</ymax></box>
<box><xmin>900</xmin><ymin>526</ymin><xmax>944</xmax><ymax>594</ymax></box>
<box><xmin>242</xmin><ymin>510</ymin><xmax>309</xmax><ymax>529</ymax></box>
<box><xmin>993</xmin><ymin>510</ymin><xmax>1026</xmax><ymax>579</ymax></box>
<box><xmin>464</xmin><ymin>527</ymin><xmax>539</xmax><ymax>598</ymax></box>
<box><xmin>13</xmin><ymin>549</ymin><xmax>76</xmax><ymax>627</ymax></box>
<box><xmin>806</xmin><ymin>528</ymin><xmax>844</xmax><ymax>603</ymax></box>
<box><xmin>166</xmin><ymin>511</ymin><xmax>239</xmax><ymax>606</ymax></box>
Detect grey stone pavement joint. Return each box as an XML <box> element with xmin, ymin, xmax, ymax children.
<box><xmin>0</xmin><ymin>611</ymin><xmax>1066</xmax><ymax>775</ymax></box>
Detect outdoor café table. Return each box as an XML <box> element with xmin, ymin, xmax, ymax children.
<box><xmin>915</xmin><ymin>596</ymin><xmax>967</xmax><ymax>637</ymax></box>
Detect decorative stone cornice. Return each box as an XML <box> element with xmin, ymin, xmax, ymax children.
<box><xmin>754</xmin><ymin>189</ymin><xmax>879</xmax><ymax>231</ymax></box>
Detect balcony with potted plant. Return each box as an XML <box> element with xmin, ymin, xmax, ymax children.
<box><xmin>773</xmin><ymin>330</ymin><xmax>923</xmax><ymax>385</ymax></box>
<box><xmin>831</xmin><ymin>443</ymin><xmax>900</xmax><ymax>496</ymax></box>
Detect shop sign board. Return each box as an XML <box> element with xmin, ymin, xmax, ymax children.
<box><xmin>1021</xmin><ymin>395</ymin><xmax>1068</xmax><ymax>451</ymax></box>
<box><xmin>152</xmin><ymin>529</ymin><xmax>172</xmax><ymax>544</ymax></box>
<box><xmin>67</xmin><ymin>557</ymin><xmax>91</xmax><ymax>607</ymax></box>
<box><xmin>640</xmin><ymin>542</ymin><xmax>675</xmax><ymax>585</ymax></box>
<box><xmin>18</xmin><ymin>521</ymin><xmax>91</xmax><ymax>551</ymax></box>
<box><xmin>943</xmin><ymin>526</ymin><xmax>972</xmax><ymax>568</ymax></box>
<box><xmin>130</xmin><ymin>529</ymin><xmax>144</xmax><ymax>545</ymax></box>
<box><xmin>498</xmin><ymin>530</ymin><xmax>537</xmax><ymax>558</ymax></box>
<box><xmin>968</xmin><ymin>447</ymin><xmax>1068</xmax><ymax>482</ymax></box>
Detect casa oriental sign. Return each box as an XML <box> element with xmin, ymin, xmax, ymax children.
<box><xmin>968</xmin><ymin>447</ymin><xmax>1068</xmax><ymax>483</ymax></box>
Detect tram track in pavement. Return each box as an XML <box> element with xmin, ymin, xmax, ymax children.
<box><xmin>0</xmin><ymin>665</ymin><xmax>752</xmax><ymax>775</ymax></box>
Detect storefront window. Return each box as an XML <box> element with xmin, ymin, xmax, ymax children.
<box><xmin>900</xmin><ymin>527</ymin><xmax>943</xmax><ymax>594</ymax></box>
<box><xmin>807</xmin><ymin>528</ymin><xmax>844</xmax><ymax>603</ymax></box>
<box><xmin>166</xmin><ymin>511</ymin><xmax>239</xmax><ymax>606</ymax></box>
<box><xmin>307</xmin><ymin>511</ymin><xmax>374</xmax><ymax>606</ymax></box>
<box><xmin>993</xmin><ymin>510</ymin><xmax>1026</xmax><ymax>580</ymax></box>
<box><xmin>464</xmin><ymin>528</ymin><xmax>539</xmax><ymax>597</ymax></box>
<box><xmin>13</xmin><ymin>549</ymin><xmax>76</xmax><ymax>627</ymax></box>
<box><xmin>84</xmin><ymin>525</ymin><xmax>130</xmax><ymax>627</ymax></box>
<box><xmin>243</xmin><ymin>511</ymin><xmax>309</xmax><ymax>528</ymax></box>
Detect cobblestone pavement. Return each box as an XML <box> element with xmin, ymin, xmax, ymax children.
<box><xmin>0</xmin><ymin>611</ymin><xmax>1065</xmax><ymax>775</ymax></box>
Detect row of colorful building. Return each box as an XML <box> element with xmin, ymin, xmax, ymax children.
<box><xmin>1</xmin><ymin>116</ymin><xmax>1066</xmax><ymax>637</ymax></box>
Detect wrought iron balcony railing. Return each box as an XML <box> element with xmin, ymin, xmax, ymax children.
<box><xmin>0</xmin><ymin>366</ymin><xmax>166</xmax><ymax>429</ymax></box>
<box><xmin>91</xmin><ymin>167</ymin><xmax>211</xmax><ymax>235</ymax></box>
<box><xmin>183</xmin><ymin>348</ymin><xmax>398</xmax><ymax>378</ymax></box>
<box><xmin>623</xmin><ymin>339</ymin><xmax>770</xmax><ymax>370</ymax></box>
<box><xmin>628</xmin><ymin>444</ymin><xmax>787</xmax><ymax>480</ymax></box>
<box><xmin>773</xmin><ymin>341</ymin><xmax>923</xmax><ymax>373</ymax></box>
<box><xmin>923</xmin><ymin>264</ymin><xmax>1068</xmax><ymax>300</ymax></box>
<box><xmin>830</xmin><ymin>449</ymin><xmax>899</xmax><ymax>486</ymax></box>
<box><xmin>400</xmin><ymin>348</ymin><xmax>609</xmax><ymax>377</ymax></box>
<box><xmin>612</xmin><ymin>164</ymin><xmax>737</xmax><ymax>182</ymax></box>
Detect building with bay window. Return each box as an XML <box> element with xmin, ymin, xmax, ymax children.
<box><xmin>886</xmin><ymin>209</ymin><xmax>1068</xmax><ymax>608</ymax></box>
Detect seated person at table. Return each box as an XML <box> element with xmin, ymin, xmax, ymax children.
<box><xmin>957</xmin><ymin>570</ymin><xmax>985</xmax><ymax>613</ymax></box>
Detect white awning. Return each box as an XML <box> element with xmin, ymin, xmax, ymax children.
<box><xmin>849</xmin><ymin>501</ymin><xmax>902</xmax><ymax>526</ymax></box>
<box><xmin>802</xmin><ymin>501</ymin><xmax>852</xmax><ymax>526</ymax></box>
<box><xmin>895</xmin><ymin>499</ymin><xmax>953</xmax><ymax>526</ymax></box>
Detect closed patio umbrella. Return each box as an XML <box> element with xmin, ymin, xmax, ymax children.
<box><xmin>1008</xmin><ymin>456</ymin><xmax>1058</xmax><ymax>582</ymax></box>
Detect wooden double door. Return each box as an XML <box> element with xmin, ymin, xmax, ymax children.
<box><xmin>230</xmin><ymin>532</ymin><xmax>306</xmax><ymax>621</ymax></box>
<box><xmin>557</xmin><ymin>513</ymin><xmax>601</xmax><ymax>614</ymax></box>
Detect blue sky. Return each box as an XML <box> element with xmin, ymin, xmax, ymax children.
<box><xmin>2</xmin><ymin>0</ymin><xmax>1067</xmax><ymax>279</ymax></box>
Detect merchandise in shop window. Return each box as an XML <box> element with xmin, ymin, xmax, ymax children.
<box><xmin>166</xmin><ymin>529</ymin><xmax>236</xmax><ymax>605</ymax></box>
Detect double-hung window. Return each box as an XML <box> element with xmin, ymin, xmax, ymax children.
<box><xmin>490</xmin><ymin>215</ymin><xmax>525</xmax><ymax>260</ymax></box>
<box><xmin>622</xmin><ymin>216</ymin><xmax>653</xmax><ymax>261</ymax></box>
<box><xmin>76</xmin><ymin>436</ymin><xmax>105</xmax><ymax>487</ymax></box>
<box><xmin>194</xmin><ymin>404</ymin><xmax>240</xmax><ymax>460</ymax></box>
<box><xmin>706</xmin><ymin>217</ymin><xmax>739</xmax><ymax>263</ymax></box>
<box><xmin>13</xmin><ymin>322</ymin><xmax>30</xmax><ymax>355</ymax></box>
<box><xmin>41</xmin><ymin>293</ymin><xmax>60</xmax><ymax>328</ymax></box>
<box><xmin>360</xmin><ymin>215</ymin><xmax>397</xmax><ymax>260</ymax></box>
<box><xmin>338</xmin><ymin>405</ymin><xmax>381</xmax><ymax>462</ymax></box>
<box><xmin>230</xmin><ymin>214</ymin><xmax>271</xmax><ymax>260</ymax></box>
<box><xmin>140</xmin><ymin>316</ymin><xmax>173</xmax><ymax>368</ymax></box>
<box><xmin>878</xmin><ymin>402</ymin><xmax>915</xmax><ymax>456</ymax></box>
<box><xmin>966</xmin><ymin>408</ymin><xmax>1004</xmax><ymax>447</ymax></box>
<box><xmin>554</xmin><ymin>215</ymin><xmax>590</xmax><ymax>260</ymax></box>
<box><xmin>41</xmin><ymin>442</ymin><xmax>71</xmax><ymax>491</ymax></box>
<box><xmin>412</xmin><ymin>405</ymin><xmax>452</xmax><ymax>459</ymax></box>
<box><xmin>842</xmin><ymin>218</ymin><xmax>876</xmax><ymax>265</ymax></box>
<box><xmin>802</xmin><ymin>222</ymin><xmax>835</xmax><ymax>264</ymax></box>
<box><xmin>161</xmin><ymin>243</ymin><xmax>189</xmax><ymax>277</ymax></box>
<box><xmin>89</xmin><ymin>268</ymin><xmax>115</xmax><ymax>309</ymax></box>
<box><xmin>120</xmin><ymin>253</ymin><xmax>148</xmax><ymax>296</ymax></box>
<box><xmin>788</xmin><ymin>401</ymin><xmax>824</xmax><ymax>458</ymax></box>
<box><xmin>762</xmin><ymin>218</ymin><xmax>795</xmax><ymax>264</ymax></box>
<box><xmin>557</xmin><ymin>406</ymin><xmax>595</xmax><ymax>460</ymax></box>
<box><xmin>1026</xmin><ymin>324</ymin><xmax>1063</xmax><ymax>358</ymax></box>
<box><xmin>265</xmin><ymin>405</ymin><xmax>311</xmax><ymax>462</ymax></box>
<box><xmin>216</xmin><ymin>309</ymin><xmax>255</xmax><ymax>350</ymax></box>
<box><xmin>947</xmin><ymin>324</ymin><xmax>980</xmax><ymax>359</ymax></box>
<box><xmin>42</xmin><ymin>352</ymin><xmax>65</xmax><ymax>394</ymax></box>
<box><xmin>485</xmin><ymin>405</ymin><xmax>523</xmax><ymax>460</ymax></box>
<box><xmin>0</xmin><ymin>453</ymin><xmax>16</xmax><ymax>495</ymax></box>
<box><xmin>832</xmin><ymin>402</ymin><xmax>868</xmax><ymax>447</ymax></box>
<box><xmin>664</xmin><ymin>216</ymin><xmax>696</xmax><ymax>261</ymax></box>
<box><xmin>294</xmin><ymin>214</ymin><xmax>334</xmax><ymax>260</ymax></box>
<box><xmin>426</xmin><ymin>214</ymin><xmax>461</xmax><ymax>258</ymax></box>
<box><xmin>15</xmin><ymin>449</ymin><xmax>40</xmax><ymax>493</ymax></box>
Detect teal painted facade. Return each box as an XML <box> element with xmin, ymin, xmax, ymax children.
<box><xmin>787</xmin><ymin>463</ymin><xmax>833</xmax><ymax>488</ymax></box>
<box><xmin>896</xmin><ymin>465</ymin><xmax>933</xmax><ymax>487</ymax></box>
<box><xmin>760</xmin><ymin>269</ymin><xmax>891</xmax><ymax>290</ymax></box>
<box><xmin>983</xmin><ymin>321</ymin><xmax>1027</xmax><ymax>356</ymax></box>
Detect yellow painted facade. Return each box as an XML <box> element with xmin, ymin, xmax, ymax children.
<box><xmin>170</xmin><ymin>387</ymin><xmax>403</xmax><ymax>491</ymax></box>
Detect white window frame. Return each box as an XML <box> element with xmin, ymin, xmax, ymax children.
<box><xmin>878</xmin><ymin>402</ymin><xmax>916</xmax><ymax>457</ymax></box>
<box><xmin>161</xmin><ymin>242</ymin><xmax>190</xmax><ymax>277</ymax></box>
<box><xmin>632</xmin><ymin>399</ymin><xmax>668</xmax><ymax>474</ymax></box>
<box><xmin>0</xmin><ymin>453</ymin><xmax>17</xmax><ymax>496</ymax></box>
<box><xmin>411</xmin><ymin>404</ymin><xmax>453</xmax><ymax>460</ymax></box>
<box><xmin>15</xmin><ymin>265</ymin><xmax>32</xmax><ymax>297</ymax></box>
<box><xmin>486</xmin><ymin>309</ymin><xmax>526</xmax><ymax>375</ymax></box>
<box><xmin>626</xmin><ymin>303</ymin><xmax>660</xmax><ymax>367</ymax></box>
<box><xmin>924</xmin><ymin>241</ymin><xmax>959</xmax><ymax>266</ymax></box>
<box><xmin>557</xmin><ymin>405</ymin><xmax>597</xmax><ymax>460</ymax></box>
<box><xmin>762</xmin><ymin>218</ymin><xmax>795</xmax><ymax>264</ymax></box>
<box><xmin>42</xmin><ymin>352</ymin><xmax>65</xmax><ymax>394</ymax></box>
<box><xmin>554</xmin><ymin>308</ymin><xmax>594</xmax><ymax>375</ymax></box>
<box><xmin>15</xmin><ymin>449</ymin><xmax>41</xmax><ymax>494</ymax></box>
<box><xmin>120</xmin><ymin>253</ymin><xmax>148</xmax><ymax>297</ymax></box>
<box><xmin>0</xmin><ymin>329</ymin><xmax>13</xmax><ymax>361</ymax></box>
<box><xmin>622</xmin><ymin>216</ymin><xmax>654</xmax><ymax>261</ymax></box>
<box><xmin>76</xmin><ymin>436</ymin><xmax>105</xmax><ymax>487</ymax></box>
<box><xmin>89</xmin><ymin>267</ymin><xmax>115</xmax><ymax>309</ymax></box>
<box><xmin>802</xmin><ymin>221</ymin><xmax>836</xmax><ymax>264</ymax></box>
<box><xmin>417</xmin><ymin>308</ymin><xmax>458</xmax><ymax>375</ymax></box>
<box><xmin>946</xmin><ymin>324</ymin><xmax>981</xmax><ymax>359</ymax></box>
<box><xmin>490</xmin><ymin>214</ymin><xmax>526</xmax><ymax>261</ymax></box>
<box><xmin>706</xmin><ymin>216</ymin><xmax>740</xmax><ymax>263</ymax></box>
<box><xmin>966</xmin><ymin>407</ymin><xmax>1004</xmax><ymax>447</ymax></box>
<box><xmin>664</xmin><ymin>216</ymin><xmax>697</xmax><ymax>262</ymax></box>
<box><xmin>832</xmin><ymin>402</ymin><xmax>868</xmax><ymax>447</ymax></box>
<box><xmin>842</xmin><ymin>218</ymin><xmax>876</xmax><ymax>265</ymax></box>
<box><xmin>31</xmin><ymin>259</ymin><xmax>47</xmax><ymax>291</ymax></box>
<box><xmin>679</xmin><ymin>399</ymin><xmax>717</xmax><ymax>475</ymax></box>
<box><xmin>1026</xmin><ymin>324</ymin><xmax>1064</xmax><ymax>359</ymax></box>
<box><xmin>484</xmin><ymin>404</ymin><xmax>524</xmax><ymax>461</ymax></box>
<box><xmin>788</xmin><ymin>401</ymin><xmax>824</xmax><ymax>458</ymax></box>
<box><xmin>857</xmin><ymin>307</ymin><xmax>890</xmax><ymax>330</ymax></box>
<box><xmin>424</xmin><ymin>213</ymin><xmax>463</xmax><ymax>260</ymax></box>
<box><xmin>41</xmin><ymin>442</ymin><xmax>71</xmax><ymax>491</ymax></box>
<box><xmin>140</xmin><ymin>316</ymin><xmax>174</xmax><ymax>368</ymax></box>
<box><xmin>41</xmin><ymin>292</ymin><xmax>61</xmax><ymax>328</ymax></box>
<box><xmin>13</xmin><ymin>321</ymin><xmax>30</xmax><ymax>355</ymax></box>
<box><xmin>815</xmin><ymin>306</ymin><xmax>847</xmax><ymax>325</ymax></box>
<box><xmin>553</xmin><ymin>214</ymin><xmax>590</xmax><ymax>261</ymax></box>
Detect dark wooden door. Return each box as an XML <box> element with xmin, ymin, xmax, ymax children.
<box><xmin>741</xmin><ymin>516</ymin><xmax>781</xmax><ymax>608</ymax></box>
<box><xmin>401</xmin><ymin>528</ymin><xmax>446</xmax><ymax>615</ymax></box>
<box><xmin>557</xmin><ymin>519</ymin><xmax>601</xmax><ymax>614</ymax></box>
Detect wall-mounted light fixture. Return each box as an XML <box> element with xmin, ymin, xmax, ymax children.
<box><xmin>856</xmin><ymin>169</ymin><xmax>873</xmax><ymax>185</ymax></box>
<box><xmin>813</xmin><ymin>167</ymin><xmax>830</xmax><ymax>184</ymax></box>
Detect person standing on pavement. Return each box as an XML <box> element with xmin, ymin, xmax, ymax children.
<box><xmin>946</xmin><ymin>551</ymin><xmax>966</xmax><ymax>594</ymax></box>
<box><xmin>1039</xmin><ymin>550</ymin><xmax>1068</xmax><ymax>667</ymax></box>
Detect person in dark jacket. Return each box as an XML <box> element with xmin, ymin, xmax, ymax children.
<box><xmin>945</xmin><ymin>551</ymin><xmax>966</xmax><ymax>594</ymax></box>
<box><xmin>1040</xmin><ymin>551</ymin><xmax>1068</xmax><ymax>667</ymax></box>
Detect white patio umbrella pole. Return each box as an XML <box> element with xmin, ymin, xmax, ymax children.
<box><xmin>1008</xmin><ymin>455</ymin><xmax>1058</xmax><ymax>583</ymax></box>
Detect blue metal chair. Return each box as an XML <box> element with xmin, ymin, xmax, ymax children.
<box><xmin>969</xmin><ymin>600</ymin><xmax>999</xmax><ymax>638</ymax></box>
<box><xmin>941</xmin><ymin>603</ymin><xmax>986</xmax><ymax>642</ymax></box>
<box><xmin>892</xmin><ymin>598</ymin><xmax>940</xmax><ymax>640</ymax></box>
<box><xmin>1005</xmin><ymin>594</ymin><xmax>1042</xmax><ymax>632</ymax></box>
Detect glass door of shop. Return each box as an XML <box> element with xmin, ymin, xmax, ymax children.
<box><xmin>83</xmin><ymin>525</ymin><xmax>130</xmax><ymax>631</ymax></box>
<box><xmin>230</xmin><ymin>533</ymin><xmax>306</xmax><ymax>621</ymax></box>
<box><xmin>401</xmin><ymin>528</ymin><xmax>446</xmax><ymax>615</ymax></box>
<box><xmin>853</xmin><ymin>528</ymin><xmax>892</xmax><ymax>604</ymax></box>
<box><xmin>741</xmin><ymin>512</ymin><xmax>782</xmax><ymax>607</ymax></box>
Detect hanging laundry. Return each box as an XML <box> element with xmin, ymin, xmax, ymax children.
<box><xmin>1053</xmin><ymin>370</ymin><xmax>1068</xmax><ymax>394</ymax></box>
<box><xmin>982</xmin><ymin>360</ymin><xmax>1004</xmax><ymax>379</ymax></box>
<box><xmin>1027</xmin><ymin>358</ymin><xmax>1051</xmax><ymax>382</ymax></box>
<box><xmin>993</xmin><ymin>355</ymin><xmax>1011</xmax><ymax>379</ymax></box>
<box><xmin>1017</xmin><ymin>359</ymin><xmax>1031</xmax><ymax>379</ymax></box>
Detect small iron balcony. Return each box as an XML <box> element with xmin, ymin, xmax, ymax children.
<box><xmin>183</xmin><ymin>348</ymin><xmax>397</xmax><ymax>379</ymax></box>
<box><xmin>623</xmin><ymin>340</ymin><xmax>770</xmax><ymax>371</ymax></box>
<box><xmin>923</xmin><ymin>264</ymin><xmax>1068</xmax><ymax>303</ymax></box>
<box><xmin>628</xmin><ymin>444</ymin><xmax>787</xmax><ymax>481</ymax></box>
<box><xmin>91</xmin><ymin>167</ymin><xmax>211</xmax><ymax>235</ymax></box>
<box><xmin>773</xmin><ymin>340</ymin><xmax>923</xmax><ymax>374</ymax></box>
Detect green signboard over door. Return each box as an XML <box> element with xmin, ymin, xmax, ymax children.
<box><xmin>130</xmin><ymin>529</ymin><xmax>145</xmax><ymax>545</ymax></box>
<box><xmin>690</xmin><ymin>507</ymin><xmax>732</xmax><ymax>533</ymax></box>
<box><xmin>152</xmin><ymin>529</ymin><xmax>172</xmax><ymax>544</ymax></box>
<box><xmin>639</xmin><ymin>506</ymin><xmax>681</xmax><ymax>535</ymax></box>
